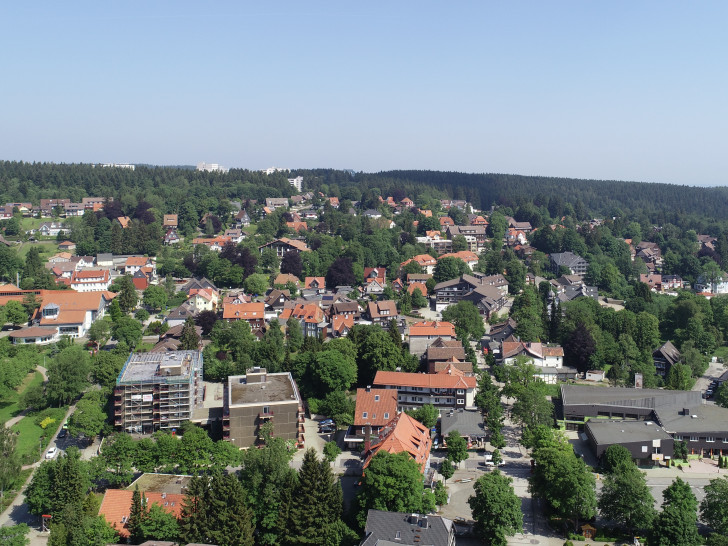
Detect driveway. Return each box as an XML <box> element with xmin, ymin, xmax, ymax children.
<box><xmin>693</xmin><ymin>359</ymin><xmax>726</xmax><ymax>402</ymax></box>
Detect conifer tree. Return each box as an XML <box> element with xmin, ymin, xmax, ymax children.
<box><xmin>179</xmin><ymin>316</ymin><xmax>200</xmax><ymax>350</ymax></box>
<box><xmin>127</xmin><ymin>485</ymin><xmax>147</xmax><ymax>544</ymax></box>
<box><xmin>286</xmin><ymin>449</ymin><xmax>344</xmax><ymax>545</ymax></box>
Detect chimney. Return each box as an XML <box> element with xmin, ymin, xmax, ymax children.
<box><xmin>366</xmin><ymin>385</ymin><xmax>371</xmax><ymax>392</ymax></box>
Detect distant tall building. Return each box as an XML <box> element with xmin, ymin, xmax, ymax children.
<box><xmin>196</xmin><ymin>162</ymin><xmax>229</xmax><ymax>173</ymax></box>
<box><xmin>262</xmin><ymin>167</ymin><xmax>290</xmax><ymax>175</ymax></box>
<box><xmin>95</xmin><ymin>163</ymin><xmax>135</xmax><ymax>170</ymax></box>
<box><xmin>287</xmin><ymin>176</ymin><xmax>303</xmax><ymax>192</ymax></box>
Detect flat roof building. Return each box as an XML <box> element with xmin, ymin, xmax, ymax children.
<box><xmin>114</xmin><ymin>351</ymin><xmax>203</xmax><ymax>434</ymax></box>
<box><xmin>223</xmin><ymin>367</ymin><xmax>304</xmax><ymax>448</ymax></box>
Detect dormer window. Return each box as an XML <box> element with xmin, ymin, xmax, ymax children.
<box><xmin>362</xmin><ymin>412</ymin><xmax>368</xmax><ymax>418</ymax></box>
<box><xmin>374</xmin><ymin>395</ymin><xmax>380</xmax><ymax>401</ymax></box>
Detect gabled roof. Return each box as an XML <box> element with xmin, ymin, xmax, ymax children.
<box><xmin>355</xmin><ymin>388</ymin><xmax>398</xmax><ymax>427</ymax></box>
<box><xmin>304</xmin><ymin>276</ymin><xmax>325</xmax><ymax>289</ymax></box>
<box><xmin>223</xmin><ymin>302</ymin><xmax>264</xmax><ymax>321</ymax></box>
<box><xmin>98</xmin><ymin>489</ymin><xmax>184</xmax><ymax>539</ymax></box>
<box><xmin>407</xmin><ymin>282</ymin><xmax>428</xmax><ymax>296</ymax></box>
<box><xmin>653</xmin><ymin>341</ymin><xmax>681</xmax><ymax>366</ymax></box>
<box><xmin>367</xmin><ymin>300</ymin><xmax>398</xmax><ymax>319</ymax></box>
<box><xmin>163</xmin><ymin>214</ymin><xmax>178</xmax><ymax>226</ymax></box>
<box><xmin>408</xmin><ymin>321</ymin><xmax>455</xmax><ymax>338</ymax></box>
<box><xmin>332</xmin><ymin>314</ymin><xmax>355</xmax><ymax>333</ymax></box>
<box><xmin>259</xmin><ymin>237</ymin><xmax>310</xmax><ymax>252</ymax></box>
<box><xmin>125</xmin><ymin>256</ymin><xmax>152</xmax><ymax>267</ymax></box>
<box><xmin>374</xmin><ymin>370</ymin><xmax>476</xmax><ymax>390</ymax></box>
<box><xmin>117</xmin><ymin>216</ymin><xmax>131</xmax><ymax>228</ymax></box>
<box><xmin>274</xmin><ymin>273</ymin><xmax>300</xmax><ymax>286</ymax></box>
<box><xmin>363</xmin><ymin>412</ymin><xmax>432</xmax><ymax>471</ymax></box>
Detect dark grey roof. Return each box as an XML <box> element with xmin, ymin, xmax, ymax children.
<box><xmin>653</xmin><ymin>341</ymin><xmax>681</xmax><ymax>366</ymax></box>
<box><xmin>361</xmin><ymin>510</ymin><xmax>454</xmax><ymax>546</ymax></box>
<box><xmin>561</xmin><ymin>384</ymin><xmax>702</xmax><ymax>411</ymax></box>
<box><xmin>550</xmin><ymin>251</ymin><xmax>588</xmax><ymax>267</ymax></box>
<box><xmin>586</xmin><ymin>419</ymin><xmax>673</xmax><ymax>446</ymax></box>
<box><xmin>659</xmin><ymin>404</ymin><xmax>728</xmax><ymax>434</ymax></box>
<box><xmin>181</xmin><ymin>277</ymin><xmax>218</xmax><ymax>294</ymax></box>
<box><xmin>441</xmin><ymin>409</ymin><xmax>486</xmax><ymax>439</ymax></box>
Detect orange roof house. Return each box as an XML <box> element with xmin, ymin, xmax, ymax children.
<box><xmin>98</xmin><ymin>489</ymin><xmax>184</xmax><ymax>539</ymax></box>
<box><xmin>332</xmin><ymin>314</ymin><xmax>355</xmax><ymax>337</ymax></box>
<box><xmin>304</xmin><ymin>276</ymin><xmax>326</xmax><ymax>290</ymax></box>
<box><xmin>116</xmin><ymin>216</ymin><xmax>131</xmax><ymax>228</ymax></box>
<box><xmin>438</xmin><ymin>250</ymin><xmax>479</xmax><ymax>268</ymax></box>
<box><xmin>439</xmin><ymin>217</ymin><xmax>455</xmax><ymax>227</ymax></box>
<box><xmin>354</xmin><ymin>387</ymin><xmax>398</xmax><ymax>429</ymax></box>
<box><xmin>363</xmin><ymin>412</ymin><xmax>432</xmax><ymax>471</ymax></box>
<box><xmin>409</xmin><ymin>321</ymin><xmax>455</xmax><ymax>338</ymax></box>
<box><xmin>286</xmin><ymin>221</ymin><xmax>308</xmax><ymax>232</ymax></box>
<box><xmin>163</xmin><ymin>214</ymin><xmax>178</xmax><ymax>227</ymax></box>
<box><xmin>223</xmin><ymin>302</ymin><xmax>265</xmax><ymax>322</ymax></box>
<box><xmin>274</xmin><ymin>273</ymin><xmax>301</xmax><ymax>286</ymax></box>
<box><xmin>407</xmin><ymin>282</ymin><xmax>428</xmax><ymax>297</ymax></box>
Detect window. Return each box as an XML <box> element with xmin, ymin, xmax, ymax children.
<box><xmin>707</xmin><ymin>436</ymin><xmax>715</xmax><ymax>443</ymax></box>
<box><xmin>384</xmin><ymin>413</ymin><xmax>389</xmax><ymax>419</ymax></box>
<box><xmin>374</xmin><ymin>395</ymin><xmax>380</xmax><ymax>401</ymax></box>
<box><xmin>641</xmin><ymin>446</ymin><xmax>648</xmax><ymax>453</ymax></box>
<box><xmin>362</xmin><ymin>412</ymin><xmax>368</xmax><ymax>418</ymax></box>
<box><xmin>456</xmin><ymin>389</ymin><xmax>465</xmax><ymax>395</ymax></box>
<box><xmin>263</xmin><ymin>406</ymin><xmax>270</xmax><ymax>414</ymax></box>
<box><xmin>457</xmin><ymin>399</ymin><xmax>464</xmax><ymax>405</ymax></box>
<box><xmin>395</xmin><ymin>531</ymin><xmax>401</xmax><ymax>539</ymax></box>
<box><xmin>690</xmin><ymin>436</ymin><xmax>698</xmax><ymax>442</ymax></box>
<box><xmin>372</xmin><ymin>414</ymin><xmax>376</xmax><ymax>419</ymax></box>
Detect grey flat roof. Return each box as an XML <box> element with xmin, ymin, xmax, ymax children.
<box><xmin>659</xmin><ymin>404</ymin><xmax>728</xmax><ymax>434</ymax></box>
<box><xmin>441</xmin><ymin>409</ymin><xmax>486</xmax><ymax>438</ymax></box>
<box><xmin>561</xmin><ymin>384</ymin><xmax>702</xmax><ymax>410</ymax></box>
<box><xmin>586</xmin><ymin>419</ymin><xmax>673</xmax><ymax>446</ymax></box>
<box><xmin>118</xmin><ymin>351</ymin><xmax>201</xmax><ymax>384</ymax></box>
<box><xmin>228</xmin><ymin>373</ymin><xmax>300</xmax><ymax>406</ymax></box>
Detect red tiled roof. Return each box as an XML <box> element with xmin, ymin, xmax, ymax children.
<box><xmin>125</xmin><ymin>256</ymin><xmax>151</xmax><ymax>267</ymax></box>
<box><xmin>332</xmin><ymin>314</ymin><xmax>355</xmax><ymax>333</ymax></box>
<box><xmin>373</xmin><ymin>370</ymin><xmax>476</xmax><ymax>390</ymax></box>
<box><xmin>409</xmin><ymin>321</ymin><xmax>455</xmax><ymax>337</ymax></box>
<box><xmin>355</xmin><ymin>388</ymin><xmax>398</xmax><ymax>427</ymax></box>
<box><xmin>407</xmin><ymin>282</ymin><xmax>428</xmax><ymax>297</ymax></box>
<box><xmin>363</xmin><ymin>413</ymin><xmax>432</xmax><ymax>471</ymax></box>
<box><xmin>99</xmin><ymin>489</ymin><xmax>184</xmax><ymax>538</ymax></box>
<box><xmin>223</xmin><ymin>302</ymin><xmax>264</xmax><ymax>320</ymax></box>
<box><xmin>304</xmin><ymin>277</ymin><xmax>325</xmax><ymax>289</ymax></box>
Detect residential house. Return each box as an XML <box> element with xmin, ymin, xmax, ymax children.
<box><xmin>285</xmin><ymin>221</ymin><xmax>307</xmax><ymax>233</ymax></box>
<box><xmin>345</xmin><ymin>387</ymin><xmax>399</xmax><ymax>449</ymax></box>
<box><xmin>223</xmin><ymin>228</ymin><xmax>245</xmax><ymax>243</ymax></box>
<box><xmin>265</xmin><ymin>197</ymin><xmax>289</xmax><ymax>210</ymax></box>
<box><xmin>163</xmin><ymin>228</ymin><xmax>181</xmax><ymax>245</ymax></box>
<box><xmin>437</xmin><ymin>250</ymin><xmax>479</xmax><ymax>270</ymax></box>
<box><xmin>0</xmin><ymin>205</ymin><xmax>14</xmax><ymax>220</ymax></box>
<box><xmin>304</xmin><ymin>276</ymin><xmax>326</xmax><ymax>291</ymax></box>
<box><xmin>58</xmin><ymin>241</ymin><xmax>76</xmax><ymax>251</ymax></box>
<box><xmin>116</xmin><ymin>216</ymin><xmax>131</xmax><ymax>229</ymax></box>
<box><xmin>191</xmin><ymin>235</ymin><xmax>231</xmax><ymax>252</ymax></box>
<box><xmin>188</xmin><ymin>288</ymin><xmax>219</xmax><ymax>313</ymax></box>
<box><xmin>506</xmin><ymin>217</ymin><xmax>533</xmax><ymax>233</ymax></box>
<box><xmin>234</xmin><ymin>210</ymin><xmax>251</xmax><ymax>227</ymax></box>
<box><xmin>181</xmin><ymin>277</ymin><xmax>218</xmax><ymax>295</ymax></box>
<box><xmin>695</xmin><ymin>272</ymin><xmax>728</xmax><ymax>295</ymax></box>
<box><xmin>439</xmin><ymin>216</ymin><xmax>454</xmax><ymax>228</ymax></box>
<box><xmin>400</xmin><ymin>197</ymin><xmax>414</xmax><ymax>208</ymax></box>
<box><xmin>39</xmin><ymin>199</ymin><xmax>70</xmax><ymax>216</ymax></box>
<box><xmin>280</xmin><ymin>303</ymin><xmax>327</xmax><ymax>338</ymax></box>
<box><xmin>70</xmin><ymin>270</ymin><xmax>111</xmax><ymax>292</ymax></box>
<box><xmin>258</xmin><ymin>237</ymin><xmax>310</xmax><ymax>257</ymax></box>
<box><xmin>96</xmin><ymin>253</ymin><xmax>114</xmax><ymax>268</ymax></box>
<box><xmin>653</xmin><ymin>341</ymin><xmax>681</xmax><ymax>378</ymax></box>
<box><xmin>400</xmin><ymin>254</ymin><xmax>438</xmax><ymax>275</ymax></box>
<box><xmin>469</xmin><ymin>215</ymin><xmax>488</xmax><ymax>226</ymax></box>
<box><xmin>163</xmin><ymin>214</ymin><xmax>178</xmax><ymax>228</ymax></box>
<box><xmin>165</xmin><ymin>303</ymin><xmax>197</xmax><ymax>328</ymax></box>
<box><xmin>433</xmin><ymin>273</ymin><xmax>508</xmax><ymax>316</ymax></box>
<box><xmin>362</xmin><ymin>412</ymin><xmax>432</xmax><ymax>471</ymax></box>
<box><xmin>328</xmin><ymin>301</ymin><xmax>361</xmax><ymax>321</ymax></box>
<box><xmin>373</xmin><ymin>369</ymin><xmax>477</xmax><ymax>411</ymax></box>
<box><xmin>331</xmin><ymin>314</ymin><xmax>355</xmax><ymax>337</ymax></box>
<box><xmin>407</xmin><ymin>282</ymin><xmax>428</xmax><ymax>298</ymax></box>
<box><xmin>124</xmin><ymin>256</ymin><xmax>156</xmax><ymax>276</ymax></box>
<box><xmin>223</xmin><ymin>302</ymin><xmax>265</xmax><ymax>331</ymax></box>
<box><xmin>63</xmin><ymin>202</ymin><xmax>85</xmax><ymax>216</ymax></box>
<box><xmin>425</xmin><ymin>338</ymin><xmax>467</xmax><ymax>373</ymax></box>
<box><xmin>264</xmin><ymin>289</ymin><xmax>291</xmax><ymax>317</ymax></box>
<box><xmin>223</xmin><ymin>368</ymin><xmax>304</xmax><ymax>448</ymax></box>
<box><xmin>408</xmin><ymin>321</ymin><xmax>456</xmax><ymax>356</ymax></box>
<box><xmin>363</xmin><ymin>209</ymin><xmax>382</xmax><ymax>219</ymax></box>
<box><xmin>99</xmin><ymin>489</ymin><xmax>185</xmax><ymax>540</ymax></box>
<box><xmin>445</xmin><ymin>225</ymin><xmax>488</xmax><ymax>251</ymax></box>
<box><xmin>441</xmin><ymin>408</ymin><xmax>487</xmax><ymax>447</ymax></box>
<box><xmin>506</xmin><ymin>228</ymin><xmax>527</xmax><ymax>246</ymax></box>
<box><xmin>366</xmin><ymin>300</ymin><xmax>398</xmax><ymax>326</ymax></box>
<box><xmin>38</xmin><ymin>222</ymin><xmax>66</xmax><ymax>237</ymax></box>
<box><xmin>550</xmin><ymin>252</ymin><xmax>589</xmax><ymax>276</ymax></box>
<box><xmin>500</xmin><ymin>341</ymin><xmax>574</xmax><ymax>383</ymax></box>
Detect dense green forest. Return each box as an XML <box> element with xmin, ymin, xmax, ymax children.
<box><xmin>2</xmin><ymin>162</ymin><xmax>728</xmax><ymax>233</ymax></box>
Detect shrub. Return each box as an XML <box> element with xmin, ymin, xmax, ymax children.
<box><xmin>38</xmin><ymin>417</ymin><xmax>56</xmax><ymax>429</ymax></box>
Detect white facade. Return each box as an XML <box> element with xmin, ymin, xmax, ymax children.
<box><xmin>288</xmin><ymin>176</ymin><xmax>303</xmax><ymax>192</ymax></box>
<box><xmin>196</xmin><ymin>162</ymin><xmax>229</xmax><ymax>173</ymax></box>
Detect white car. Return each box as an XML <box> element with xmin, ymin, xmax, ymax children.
<box><xmin>45</xmin><ymin>447</ymin><xmax>58</xmax><ymax>459</ymax></box>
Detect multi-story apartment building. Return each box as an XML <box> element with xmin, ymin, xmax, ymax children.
<box><xmin>222</xmin><ymin>367</ymin><xmax>304</xmax><ymax>448</ymax></box>
<box><xmin>114</xmin><ymin>351</ymin><xmax>204</xmax><ymax>434</ymax></box>
<box><xmin>373</xmin><ymin>370</ymin><xmax>477</xmax><ymax>412</ymax></box>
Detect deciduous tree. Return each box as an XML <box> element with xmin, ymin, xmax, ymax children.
<box><xmin>468</xmin><ymin>470</ymin><xmax>523</xmax><ymax>545</ymax></box>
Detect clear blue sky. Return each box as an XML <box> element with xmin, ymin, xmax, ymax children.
<box><xmin>1</xmin><ymin>2</ymin><xmax>726</xmax><ymax>186</ymax></box>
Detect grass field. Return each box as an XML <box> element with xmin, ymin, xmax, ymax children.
<box><xmin>11</xmin><ymin>407</ymin><xmax>68</xmax><ymax>465</ymax></box>
<box><xmin>16</xmin><ymin>241</ymin><xmax>59</xmax><ymax>259</ymax></box>
<box><xmin>0</xmin><ymin>370</ymin><xmax>44</xmax><ymax>424</ymax></box>
<box><xmin>0</xmin><ymin>468</ymin><xmax>33</xmax><ymax>513</ymax></box>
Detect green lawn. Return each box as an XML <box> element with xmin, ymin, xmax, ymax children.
<box><xmin>16</xmin><ymin>241</ymin><xmax>59</xmax><ymax>259</ymax></box>
<box><xmin>11</xmin><ymin>407</ymin><xmax>68</xmax><ymax>465</ymax></box>
<box><xmin>0</xmin><ymin>370</ymin><xmax>44</xmax><ymax>424</ymax></box>
<box><xmin>713</xmin><ymin>347</ymin><xmax>728</xmax><ymax>361</ymax></box>
<box><xmin>0</xmin><ymin>468</ymin><xmax>33</xmax><ymax>513</ymax></box>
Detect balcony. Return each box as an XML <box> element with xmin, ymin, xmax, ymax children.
<box><xmin>259</xmin><ymin>411</ymin><xmax>274</xmax><ymax>420</ymax></box>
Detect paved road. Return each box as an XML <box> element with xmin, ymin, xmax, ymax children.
<box><xmin>692</xmin><ymin>359</ymin><xmax>726</xmax><ymax>402</ymax></box>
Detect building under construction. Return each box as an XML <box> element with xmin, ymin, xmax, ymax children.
<box><xmin>114</xmin><ymin>351</ymin><xmax>203</xmax><ymax>434</ymax></box>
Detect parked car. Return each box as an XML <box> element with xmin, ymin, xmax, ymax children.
<box><xmin>319</xmin><ymin>425</ymin><xmax>336</xmax><ymax>434</ymax></box>
<box><xmin>45</xmin><ymin>447</ymin><xmax>58</xmax><ymax>459</ymax></box>
<box><xmin>319</xmin><ymin>419</ymin><xmax>335</xmax><ymax>426</ymax></box>
<box><xmin>57</xmin><ymin>429</ymin><xmax>67</xmax><ymax>439</ymax></box>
